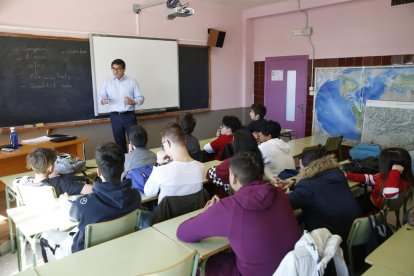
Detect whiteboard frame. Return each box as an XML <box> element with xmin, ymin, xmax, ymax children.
<box><xmin>90</xmin><ymin>34</ymin><xmax>180</xmax><ymax>116</ymax></box>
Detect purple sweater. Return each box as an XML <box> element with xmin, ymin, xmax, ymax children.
<box><xmin>177</xmin><ymin>182</ymin><xmax>300</xmax><ymax>276</ymax></box>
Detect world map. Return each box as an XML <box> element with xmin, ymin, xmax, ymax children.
<box><xmin>313</xmin><ymin>66</ymin><xmax>414</xmax><ymax>140</ymax></box>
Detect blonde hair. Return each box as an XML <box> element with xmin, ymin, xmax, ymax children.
<box><xmin>26</xmin><ymin>148</ymin><xmax>57</xmax><ymax>174</ymax></box>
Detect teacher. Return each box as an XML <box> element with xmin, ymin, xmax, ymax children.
<box><xmin>99</xmin><ymin>59</ymin><xmax>144</xmax><ymax>153</ymax></box>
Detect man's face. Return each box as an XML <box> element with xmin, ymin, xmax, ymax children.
<box><xmin>258</xmin><ymin>132</ymin><xmax>270</xmax><ymax>143</ymax></box>
<box><xmin>111</xmin><ymin>64</ymin><xmax>125</xmax><ymax>80</ymax></box>
<box><xmin>249</xmin><ymin>109</ymin><xmax>257</xmax><ymax>121</ymax></box>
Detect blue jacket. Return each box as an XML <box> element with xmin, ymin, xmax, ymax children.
<box><xmin>288</xmin><ymin>155</ymin><xmax>362</xmax><ymax>242</ymax></box>
<box><xmin>70</xmin><ymin>179</ymin><xmax>141</xmax><ymax>253</ymax></box>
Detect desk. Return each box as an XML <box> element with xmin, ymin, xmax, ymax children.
<box><xmin>0</xmin><ymin>137</ymin><xmax>87</xmax><ymax>179</ymax></box>
<box><xmin>32</xmin><ymin>228</ymin><xmax>193</xmax><ymax>276</ymax></box>
<box><xmin>7</xmin><ymin>199</ymin><xmax>77</xmax><ymax>270</ymax></box>
<box><xmin>363</xmin><ymin>265</ymin><xmax>404</xmax><ymax>276</ymax></box>
<box><xmin>153</xmin><ymin>209</ymin><xmax>230</xmax><ymax>260</ymax></box>
<box><xmin>287</xmin><ymin>135</ymin><xmax>328</xmax><ymax>157</ymax></box>
<box><xmin>365</xmin><ymin>224</ymin><xmax>414</xmax><ymax>275</ymax></box>
<box><xmin>150</xmin><ymin>137</ymin><xmax>215</xmax><ymax>154</ymax></box>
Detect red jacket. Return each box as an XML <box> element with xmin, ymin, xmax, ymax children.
<box><xmin>210</xmin><ymin>134</ymin><xmax>233</xmax><ymax>160</ymax></box>
<box><xmin>346</xmin><ymin>169</ymin><xmax>409</xmax><ymax>208</ymax></box>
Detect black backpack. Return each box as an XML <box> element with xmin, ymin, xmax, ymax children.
<box><xmin>342</xmin><ymin>156</ymin><xmax>379</xmax><ymax>175</ymax></box>
<box><xmin>366</xmin><ymin>210</ymin><xmax>393</xmax><ymax>255</ymax></box>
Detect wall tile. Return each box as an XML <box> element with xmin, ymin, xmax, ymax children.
<box><xmin>372</xmin><ymin>56</ymin><xmax>382</xmax><ymax>66</ymax></box>
<box><xmin>345</xmin><ymin>57</ymin><xmax>355</xmax><ymax>66</ymax></box>
<box><xmin>362</xmin><ymin>56</ymin><xmax>373</xmax><ymax>66</ymax></box>
<box><xmin>354</xmin><ymin>57</ymin><xmax>363</xmax><ymax>66</ymax></box>
<box><xmin>338</xmin><ymin>58</ymin><xmax>346</xmax><ymax>67</ymax></box>
<box><xmin>381</xmin><ymin>56</ymin><xmax>392</xmax><ymax>65</ymax></box>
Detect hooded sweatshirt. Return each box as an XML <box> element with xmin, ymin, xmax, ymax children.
<box><xmin>69</xmin><ymin>179</ymin><xmax>141</xmax><ymax>253</ymax></box>
<box><xmin>16</xmin><ymin>175</ymin><xmax>84</xmax><ymax>197</ymax></box>
<box><xmin>259</xmin><ymin>138</ymin><xmax>296</xmax><ymax>180</ymax></box>
<box><xmin>288</xmin><ymin>154</ymin><xmax>362</xmax><ymax>242</ymax></box>
<box><xmin>177</xmin><ymin>182</ymin><xmax>300</xmax><ymax>276</ymax></box>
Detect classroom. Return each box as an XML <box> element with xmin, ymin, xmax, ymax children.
<box><xmin>0</xmin><ymin>0</ymin><xmax>414</xmax><ymax>275</ymax></box>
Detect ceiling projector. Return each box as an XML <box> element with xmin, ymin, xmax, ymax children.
<box><xmin>167</xmin><ymin>6</ymin><xmax>194</xmax><ymax>20</ymax></box>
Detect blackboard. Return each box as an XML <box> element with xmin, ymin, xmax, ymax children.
<box><xmin>0</xmin><ymin>34</ymin><xmax>95</xmax><ymax>127</ymax></box>
<box><xmin>179</xmin><ymin>45</ymin><xmax>210</xmax><ymax>111</ymax></box>
<box><xmin>0</xmin><ymin>34</ymin><xmax>210</xmax><ymax>128</ymax></box>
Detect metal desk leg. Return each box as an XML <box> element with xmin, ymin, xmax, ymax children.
<box><xmin>5</xmin><ymin>187</ymin><xmax>16</xmax><ymax>253</ymax></box>
<box><xmin>15</xmin><ymin>228</ymin><xmax>23</xmax><ymax>271</ymax></box>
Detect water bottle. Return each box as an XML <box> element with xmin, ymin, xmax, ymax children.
<box><xmin>10</xmin><ymin>127</ymin><xmax>19</xmax><ymax>149</ymax></box>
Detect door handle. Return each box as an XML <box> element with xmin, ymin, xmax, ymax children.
<box><xmin>297</xmin><ymin>104</ymin><xmax>304</xmax><ymax>113</ymax></box>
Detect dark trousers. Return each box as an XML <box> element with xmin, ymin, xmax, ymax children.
<box><xmin>110</xmin><ymin>112</ymin><xmax>137</xmax><ymax>153</ymax></box>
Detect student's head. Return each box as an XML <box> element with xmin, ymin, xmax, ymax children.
<box><xmin>220</xmin><ymin>116</ymin><xmax>242</xmax><ymax>135</ymax></box>
<box><xmin>300</xmin><ymin>148</ymin><xmax>325</xmax><ymax>168</ymax></box>
<box><xmin>249</xmin><ymin>103</ymin><xmax>267</xmax><ymax>121</ymax></box>
<box><xmin>26</xmin><ymin>148</ymin><xmax>57</xmax><ymax>174</ymax></box>
<box><xmin>95</xmin><ymin>142</ymin><xmax>125</xmax><ymax>183</ymax></box>
<box><xmin>177</xmin><ymin>112</ymin><xmax>196</xmax><ymax>135</ymax></box>
<box><xmin>230</xmin><ymin>151</ymin><xmax>264</xmax><ymax>189</ymax></box>
<box><xmin>111</xmin><ymin>59</ymin><xmax>126</xmax><ymax>79</ymax></box>
<box><xmin>128</xmin><ymin>125</ymin><xmax>148</xmax><ymax>149</ymax></box>
<box><xmin>379</xmin><ymin>148</ymin><xmax>414</xmax><ymax>185</ymax></box>
<box><xmin>258</xmin><ymin>120</ymin><xmax>281</xmax><ymax>142</ymax></box>
<box><xmin>161</xmin><ymin>122</ymin><xmax>185</xmax><ymax>152</ymax></box>
<box><xmin>232</xmin><ymin>129</ymin><xmax>262</xmax><ymax>158</ymax></box>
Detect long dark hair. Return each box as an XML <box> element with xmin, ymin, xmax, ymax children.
<box><xmin>379</xmin><ymin>148</ymin><xmax>414</xmax><ymax>195</ymax></box>
<box><xmin>232</xmin><ymin>129</ymin><xmax>263</xmax><ymax>161</ymax></box>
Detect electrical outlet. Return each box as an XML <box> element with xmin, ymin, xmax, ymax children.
<box><xmin>293</xmin><ymin>27</ymin><xmax>312</xmax><ymax>36</ymax></box>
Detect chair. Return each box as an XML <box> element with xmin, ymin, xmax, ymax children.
<box><xmin>84</xmin><ymin>209</ymin><xmax>141</xmax><ymax>249</ymax></box>
<box><xmin>347</xmin><ymin>216</ymin><xmax>372</xmax><ymax>275</ymax></box>
<box><xmin>219</xmin><ymin>143</ymin><xmax>234</xmax><ymax>161</ymax></box>
<box><xmin>301</xmin><ymin>144</ymin><xmax>322</xmax><ymax>156</ymax></box>
<box><xmin>381</xmin><ymin>188</ymin><xmax>411</xmax><ymax>230</ymax></box>
<box><xmin>15</xmin><ymin>184</ymin><xmax>57</xmax><ymax>206</ymax></box>
<box><xmin>323</xmin><ymin>135</ymin><xmax>343</xmax><ymax>161</ymax></box>
<box><xmin>151</xmin><ymin>189</ymin><xmax>210</xmax><ymax>225</ymax></box>
<box><xmin>144</xmin><ymin>250</ymin><xmax>199</xmax><ymax>276</ymax></box>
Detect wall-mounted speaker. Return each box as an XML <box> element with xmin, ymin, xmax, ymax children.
<box><xmin>207</xmin><ymin>28</ymin><xmax>226</xmax><ymax>48</ymax></box>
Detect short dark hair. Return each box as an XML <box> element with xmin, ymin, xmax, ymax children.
<box><xmin>95</xmin><ymin>142</ymin><xmax>125</xmax><ymax>183</ymax></box>
<box><xmin>161</xmin><ymin>122</ymin><xmax>185</xmax><ymax>145</ymax></box>
<box><xmin>301</xmin><ymin>148</ymin><xmax>325</xmax><ymax>167</ymax></box>
<box><xmin>128</xmin><ymin>125</ymin><xmax>148</xmax><ymax>148</ymax></box>
<box><xmin>177</xmin><ymin>112</ymin><xmax>196</xmax><ymax>135</ymax></box>
<box><xmin>111</xmin><ymin>59</ymin><xmax>125</xmax><ymax>69</ymax></box>
<box><xmin>251</xmin><ymin>103</ymin><xmax>267</xmax><ymax>119</ymax></box>
<box><xmin>260</xmin><ymin>120</ymin><xmax>281</xmax><ymax>139</ymax></box>
<box><xmin>27</xmin><ymin>147</ymin><xmax>57</xmax><ymax>174</ymax></box>
<box><xmin>222</xmin><ymin>116</ymin><xmax>242</xmax><ymax>133</ymax></box>
<box><xmin>230</xmin><ymin>151</ymin><xmax>264</xmax><ymax>185</ymax></box>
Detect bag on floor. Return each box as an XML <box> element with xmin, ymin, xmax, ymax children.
<box><xmin>366</xmin><ymin>210</ymin><xmax>393</xmax><ymax>255</ymax></box>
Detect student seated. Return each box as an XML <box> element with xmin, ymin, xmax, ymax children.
<box><xmin>206</xmin><ymin>128</ymin><xmax>261</xmax><ymax>197</ymax></box>
<box><xmin>177</xmin><ymin>112</ymin><xmax>201</xmax><ymax>156</ymax></box>
<box><xmin>346</xmin><ymin>147</ymin><xmax>414</xmax><ymax>214</ymax></box>
<box><xmin>122</xmin><ymin>125</ymin><xmax>156</xmax><ymax>178</ymax></box>
<box><xmin>144</xmin><ymin>122</ymin><xmax>204</xmax><ymax>204</ymax></box>
<box><xmin>279</xmin><ymin>148</ymin><xmax>362</xmax><ymax>243</ymax></box>
<box><xmin>204</xmin><ymin>115</ymin><xmax>242</xmax><ymax>160</ymax></box>
<box><xmin>177</xmin><ymin>151</ymin><xmax>301</xmax><ymax>276</ymax></box>
<box><xmin>258</xmin><ymin>120</ymin><xmax>296</xmax><ymax>181</ymax></box>
<box><xmin>40</xmin><ymin>142</ymin><xmax>141</xmax><ymax>260</ymax></box>
<box><xmin>246</xmin><ymin>103</ymin><xmax>267</xmax><ymax>140</ymax></box>
<box><xmin>14</xmin><ymin>147</ymin><xmax>92</xmax><ymax>197</ymax></box>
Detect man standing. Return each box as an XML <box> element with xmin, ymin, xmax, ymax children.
<box><xmin>100</xmin><ymin>59</ymin><xmax>144</xmax><ymax>153</ymax></box>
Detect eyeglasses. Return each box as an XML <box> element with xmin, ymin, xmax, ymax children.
<box><xmin>111</xmin><ymin>67</ymin><xmax>124</xmax><ymax>71</ymax></box>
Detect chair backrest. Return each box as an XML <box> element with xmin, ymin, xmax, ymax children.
<box><xmin>151</xmin><ymin>189</ymin><xmax>210</xmax><ymax>225</ymax></box>
<box><xmin>84</xmin><ymin>209</ymin><xmax>141</xmax><ymax>249</ymax></box>
<box><xmin>15</xmin><ymin>184</ymin><xmax>57</xmax><ymax>206</ymax></box>
<box><xmin>142</xmin><ymin>251</ymin><xmax>199</xmax><ymax>276</ymax></box>
<box><xmin>324</xmin><ymin>135</ymin><xmax>343</xmax><ymax>153</ymax></box>
<box><xmin>301</xmin><ymin>144</ymin><xmax>322</xmax><ymax>156</ymax></box>
<box><xmin>347</xmin><ymin>213</ymin><xmax>381</xmax><ymax>274</ymax></box>
<box><xmin>382</xmin><ymin>188</ymin><xmax>411</xmax><ymax>229</ymax></box>
<box><xmin>219</xmin><ymin>143</ymin><xmax>234</xmax><ymax>161</ymax></box>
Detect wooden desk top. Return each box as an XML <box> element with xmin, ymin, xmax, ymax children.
<box><xmin>363</xmin><ymin>265</ymin><xmax>405</xmax><ymax>276</ymax></box>
<box><xmin>287</xmin><ymin>135</ymin><xmax>328</xmax><ymax>157</ymax></box>
<box><xmin>33</xmin><ymin>228</ymin><xmax>194</xmax><ymax>276</ymax></box>
<box><xmin>153</xmin><ymin>209</ymin><xmax>230</xmax><ymax>260</ymax></box>
<box><xmin>7</xmin><ymin>199</ymin><xmax>77</xmax><ymax>238</ymax></box>
<box><xmin>0</xmin><ymin>137</ymin><xmax>87</xmax><ymax>160</ymax></box>
<box><xmin>365</xmin><ymin>224</ymin><xmax>414</xmax><ymax>275</ymax></box>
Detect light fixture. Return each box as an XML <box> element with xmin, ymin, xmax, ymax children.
<box><xmin>133</xmin><ymin>0</ymin><xmax>194</xmax><ymax>20</ymax></box>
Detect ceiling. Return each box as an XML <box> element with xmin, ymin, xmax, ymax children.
<box><xmin>193</xmin><ymin>0</ymin><xmax>289</xmax><ymax>10</ymax></box>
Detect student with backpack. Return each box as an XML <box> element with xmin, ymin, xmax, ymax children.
<box><xmin>123</xmin><ymin>125</ymin><xmax>156</xmax><ymax>192</ymax></box>
<box><xmin>346</xmin><ymin>147</ymin><xmax>414</xmax><ymax>213</ymax></box>
<box><xmin>14</xmin><ymin>147</ymin><xmax>92</xmax><ymax>197</ymax></box>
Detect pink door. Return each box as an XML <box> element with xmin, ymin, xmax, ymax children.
<box><xmin>264</xmin><ymin>55</ymin><xmax>308</xmax><ymax>138</ymax></box>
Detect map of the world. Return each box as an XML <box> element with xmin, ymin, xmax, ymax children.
<box><xmin>313</xmin><ymin>66</ymin><xmax>414</xmax><ymax>140</ymax></box>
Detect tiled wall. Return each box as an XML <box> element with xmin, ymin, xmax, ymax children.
<box><xmin>254</xmin><ymin>54</ymin><xmax>414</xmax><ymax>136</ymax></box>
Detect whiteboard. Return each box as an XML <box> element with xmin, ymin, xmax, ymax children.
<box><xmin>90</xmin><ymin>35</ymin><xmax>180</xmax><ymax>115</ymax></box>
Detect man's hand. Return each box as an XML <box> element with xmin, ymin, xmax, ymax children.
<box><xmin>392</xmin><ymin>164</ymin><xmax>404</xmax><ymax>173</ymax></box>
<box><xmin>156</xmin><ymin>150</ymin><xmax>171</xmax><ymax>165</ymax></box>
<box><xmin>204</xmin><ymin>195</ymin><xmax>220</xmax><ymax>212</ymax></box>
<box><xmin>273</xmin><ymin>176</ymin><xmax>295</xmax><ymax>190</ymax></box>
<box><xmin>124</xmin><ymin>97</ymin><xmax>135</xmax><ymax>105</ymax></box>
<box><xmin>101</xmin><ymin>98</ymin><xmax>110</xmax><ymax>105</ymax></box>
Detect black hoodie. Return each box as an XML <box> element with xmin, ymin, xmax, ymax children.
<box><xmin>70</xmin><ymin>179</ymin><xmax>141</xmax><ymax>253</ymax></box>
